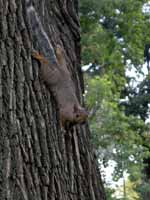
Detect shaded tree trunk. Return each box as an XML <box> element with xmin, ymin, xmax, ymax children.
<box><xmin>0</xmin><ymin>0</ymin><xmax>106</xmax><ymax>199</ymax></box>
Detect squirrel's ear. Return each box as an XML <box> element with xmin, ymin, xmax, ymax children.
<box><xmin>55</xmin><ymin>45</ymin><xmax>66</xmax><ymax>66</ymax></box>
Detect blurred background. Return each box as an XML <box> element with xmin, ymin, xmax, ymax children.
<box><xmin>80</xmin><ymin>1</ymin><xmax>150</xmax><ymax>199</ymax></box>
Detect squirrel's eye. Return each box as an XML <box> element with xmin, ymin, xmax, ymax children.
<box><xmin>76</xmin><ymin>114</ymin><xmax>79</xmax><ymax>118</ymax></box>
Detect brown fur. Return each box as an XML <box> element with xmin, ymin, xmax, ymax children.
<box><xmin>32</xmin><ymin>46</ymin><xmax>88</xmax><ymax>128</ymax></box>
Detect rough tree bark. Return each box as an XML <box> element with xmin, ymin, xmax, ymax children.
<box><xmin>0</xmin><ymin>0</ymin><xmax>106</xmax><ymax>199</ymax></box>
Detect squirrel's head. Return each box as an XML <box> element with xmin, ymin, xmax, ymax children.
<box><xmin>60</xmin><ymin>104</ymin><xmax>88</xmax><ymax>129</ymax></box>
<box><xmin>73</xmin><ymin>104</ymin><xmax>88</xmax><ymax>124</ymax></box>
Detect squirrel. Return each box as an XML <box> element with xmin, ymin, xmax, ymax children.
<box><xmin>25</xmin><ymin>0</ymin><xmax>88</xmax><ymax>128</ymax></box>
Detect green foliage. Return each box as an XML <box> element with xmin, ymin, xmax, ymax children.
<box><xmin>105</xmin><ymin>187</ymin><xmax>118</xmax><ymax>200</ymax></box>
<box><xmin>80</xmin><ymin>0</ymin><xmax>150</xmax><ymax>197</ymax></box>
<box><xmin>114</xmin><ymin>178</ymin><xmax>141</xmax><ymax>200</ymax></box>
<box><xmin>122</xmin><ymin>76</ymin><xmax>150</xmax><ymax>121</ymax></box>
<box><xmin>85</xmin><ymin>74</ymin><xmax>149</xmax><ymax>180</ymax></box>
<box><xmin>80</xmin><ymin>0</ymin><xmax>149</xmax><ymax>68</ymax></box>
<box><xmin>137</xmin><ymin>180</ymin><xmax>150</xmax><ymax>200</ymax></box>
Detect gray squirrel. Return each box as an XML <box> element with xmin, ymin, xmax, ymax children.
<box><xmin>25</xmin><ymin>0</ymin><xmax>88</xmax><ymax>128</ymax></box>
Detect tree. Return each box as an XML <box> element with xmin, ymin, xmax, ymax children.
<box><xmin>0</xmin><ymin>0</ymin><xmax>106</xmax><ymax>199</ymax></box>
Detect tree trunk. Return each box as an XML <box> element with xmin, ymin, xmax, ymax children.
<box><xmin>0</xmin><ymin>0</ymin><xmax>106</xmax><ymax>199</ymax></box>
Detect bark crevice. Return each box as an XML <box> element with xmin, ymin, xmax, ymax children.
<box><xmin>0</xmin><ymin>0</ymin><xmax>106</xmax><ymax>199</ymax></box>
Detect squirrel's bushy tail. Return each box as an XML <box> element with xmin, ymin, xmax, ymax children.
<box><xmin>25</xmin><ymin>0</ymin><xmax>57</xmax><ymax>64</ymax></box>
